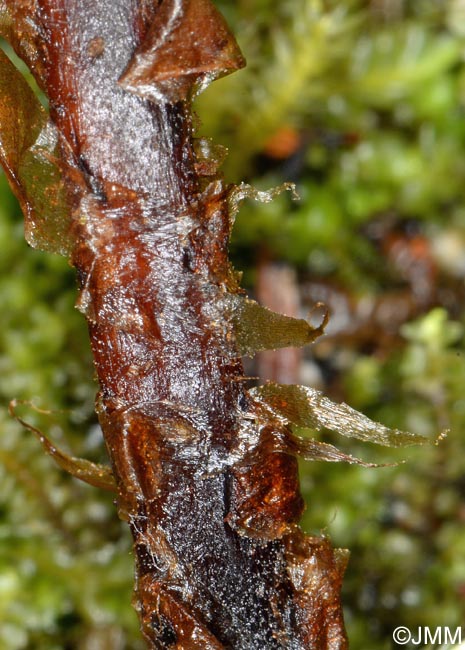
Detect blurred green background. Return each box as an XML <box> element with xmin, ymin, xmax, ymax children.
<box><xmin>1</xmin><ymin>0</ymin><xmax>465</xmax><ymax>648</ymax></box>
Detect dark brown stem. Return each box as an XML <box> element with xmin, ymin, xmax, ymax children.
<box><xmin>2</xmin><ymin>1</ymin><xmax>348</xmax><ymax>648</ymax></box>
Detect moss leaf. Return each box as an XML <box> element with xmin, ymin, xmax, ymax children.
<box><xmin>251</xmin><ymin>382</ymin><xmax>428</xmax><ymax>447</ymax></box>
<box><xmin>0</xmin><ymin>49</ymin><xmax>72</xmax><ymax>255</ymax></box>
<box><xmin>119</xmin><ymin>0</ymin><xmax>245</xmax><ymax>103</ymax></box>
<box><xmin>227</xmin><ymin>295</ymin><xmax>327</xmax><ymax>356</ymax></box>
<box><xmin>9</xmin><ymin>401</ymin><xmax>116</xmax><ymax>492</ymax></box>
